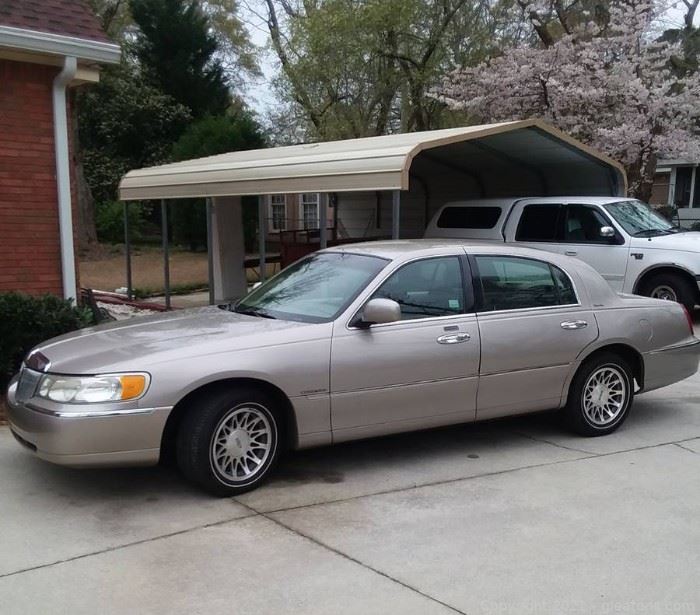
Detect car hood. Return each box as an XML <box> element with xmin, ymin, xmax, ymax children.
<box><xmin>32</xmin><ymin>306</ymin><xmax>317</xmax><ymax>374</ymax></box>
<box><xmin>630</xmin><ymin>231</ymin><xmax>700</xmax><ymax>252</ymax></box>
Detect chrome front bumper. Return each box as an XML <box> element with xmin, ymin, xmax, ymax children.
<box><xmin>6</xmin><ymin>376</ymin><xmax>171</xmax><ymax>468</ymax></box>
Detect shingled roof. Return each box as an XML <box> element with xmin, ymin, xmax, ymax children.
<box><xmin>0</xmin><ymin>0</ymin><xmax>111</xmax><ymax>43</ymax></box>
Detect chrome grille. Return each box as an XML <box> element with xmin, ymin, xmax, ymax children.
<box><xmin>16</xmin><ymin>368</ymin><xmax>41</xmax><ymax>404</ymax></box>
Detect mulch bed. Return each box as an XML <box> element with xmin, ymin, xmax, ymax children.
<box><xmin>0</xmin><ymin>395</ymin><xmax>7</xmax><ymax>426</ymax></box>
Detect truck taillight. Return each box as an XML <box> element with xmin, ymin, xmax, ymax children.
<box><xmin>681</xmin><ymin>305</ymin><xmax>694</xmax><ymax>335</ymax></box>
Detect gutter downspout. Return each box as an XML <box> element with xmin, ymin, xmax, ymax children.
<box><xmin>52</xmin><ymin>56</ymin><xmax>78</xmax><ymax>302</ymax></box>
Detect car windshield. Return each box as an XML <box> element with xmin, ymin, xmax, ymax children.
<box><xmin>604</xmin><ymin>200</ymin><xmax>678</xmax><ymax>237</ymax></box>
<box><xmin>233</xmin><ymin>252</ymin><xmax>388</xmax><ymax>323</ymax></box>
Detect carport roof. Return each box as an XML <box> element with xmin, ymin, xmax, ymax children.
<box><xmin>118</xmin><ymin>119</ymin><xmax>627</xmax><ymax>201</ymax></box>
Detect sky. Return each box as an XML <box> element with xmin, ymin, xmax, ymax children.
<box><xmin>239</xmin><ymin>1</ymin><xmax>700</xmax><ymax>117</ymax></box>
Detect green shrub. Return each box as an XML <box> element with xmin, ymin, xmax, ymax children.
<box><xmin>0</xmin><ymin>293</ymin><xmax>94</xmax><ymax>389</ymax></box>
<box><xmin>96</xmin><ymin>200</ymin><xmax>148</xmax><ymax>244</ymax></box>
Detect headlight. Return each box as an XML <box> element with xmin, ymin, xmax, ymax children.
<box><xmin>37</xmin><ymin>373</ymin><xmax>149</xmax><ymax>403</ymax></box>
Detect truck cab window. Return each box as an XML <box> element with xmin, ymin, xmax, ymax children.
<box><xmin>515</xmin><ymin>204</ymin><xmax>563</xmax><ymax>242</ymax></box>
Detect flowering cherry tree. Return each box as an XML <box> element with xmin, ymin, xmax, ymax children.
<box><xmin>435</xmin><ymin>0</ymin><xmax>700</xmax><ymax>200</ymax></box>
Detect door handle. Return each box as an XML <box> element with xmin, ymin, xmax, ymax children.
<box><xmin>565</xmin><ymin>250</ymin><xmax>578</xmax><ymax>256</ymax></box>
<box><xmin>437</xmin><ymin>333</ymin><xmax>470</xmax><ymax>344</ymax></box>
<box><xmin>560</xmin><ymin>320</ymin><xmax>588</xmax><ymax>330</ymax></box>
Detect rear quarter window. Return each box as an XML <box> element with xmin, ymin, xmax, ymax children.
<box><xmin>437</xmin><ymin>207</ymin><xmax>502</xmax><ymax>229</ymax></box>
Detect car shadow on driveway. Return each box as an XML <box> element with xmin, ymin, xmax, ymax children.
<box><xmin>3</xmin><ymin>389</ymin><xmax>697</xmax><ymax>509</ymax></box>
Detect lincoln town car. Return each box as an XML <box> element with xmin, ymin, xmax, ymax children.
<box><xmin>7</xmin><ymin>241</ymin><xmax>699</xmax><ymax>495</ymax></box>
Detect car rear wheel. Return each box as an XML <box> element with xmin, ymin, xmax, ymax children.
<box><xmin>176</xmin><ymin>386</ymin><xmax>282</xmax><ymax>496</ymax></box>
<box><xmin>564</xmin><ymin>352</ymin><xmax>634</xmax><ymax>436</ymax></box>
<box><xmin>639</xmin><ymin>272</ymin><xmax>697</xmax><ymax>312</ymax></box>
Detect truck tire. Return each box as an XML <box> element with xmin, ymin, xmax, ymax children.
<box><xmin>639</xmin><ymin>272</ymin><xmax>697</xmax><ymax>312</ymax></box>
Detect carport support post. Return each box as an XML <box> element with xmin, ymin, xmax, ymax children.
<box><xmin>258</xmin><ymin>195</ymin><xmax>267</xmax><ymax>283</ymax></box>
<box><xmin>210</xmin><ymin>197</ymin><xmax>246</xmax><ymax>301</ymax></box>
<box><xmin>161</xmin><ymin>199</ymin><xmax>171</xmax><ymax>310</ymax></box>
<box><xmin>206</xmin><ymin>197</ymin><xmax>215</xmax><ymax>305</ymax></box>
<box><xmin>123</xmin><ymin>201</ymin><xmax>132</xmax><ymax>300</ymax></box>
<box><xmin>319</xmin><ymin>193</ymin><xmax>328</xmax><ymax>249</ymax></box>
<box><xmin>392</xmin><ymin>190</ymin><xmax>401</xmax><ymax>239</ymax></box>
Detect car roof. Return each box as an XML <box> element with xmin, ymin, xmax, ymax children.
<box><xmin>325</xmin><ymin>238</ymin><xmax>556</xmax><ymax>261</ymax></box>
<box><xmin>439</xmin><ymin>196</ymin><xmax>631</xmax><ymax>207</ymax></box>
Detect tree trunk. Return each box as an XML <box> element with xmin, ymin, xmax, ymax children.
<box><xmin>70</xmin><ymin>90</ymin><xmax>98</xmax><ymax>253</ymax></box>
<box><xmin>627</xmin><ymin>151</ymin><xmax>658</xmax><ymax>202</ymax></box>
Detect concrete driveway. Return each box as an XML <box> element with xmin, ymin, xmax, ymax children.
<box><xmin>1</xmin><ymin>361</ymin><xmax>699</xmax><ymax>613</ymax></box>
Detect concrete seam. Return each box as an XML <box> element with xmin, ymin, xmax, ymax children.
<box><xmin>512</xmin><ymin>430</ymin><xmax>596</xmax><ymax>454</ymax></box>
<box><xmin>238</xmin><ymin>501</ymin><xmax>467</xmax><ymax>615</ymax></box>
<box><xmin>2</xmin><ymin>435</ymin><xmax>697</xmax><ymax>580</ymax></box>
<box><xmin>257</xmin><ymin>436</ymin><xmax>700</xmax><ymax>515</ymax></box>
<box><xmin>673</xmin><ymin>442</ymin><xmax>698</xmax><ymax>455</ymax></box>
<box><xmin>0</xmin><ymin>508</ymin><xmax>257</xmax><ymax>580</ymax></box>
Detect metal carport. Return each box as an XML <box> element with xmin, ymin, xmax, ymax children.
<box><xmin>118</xmin><ymin>119</ymin><xmax>626</xmax><ymax>304</ymax></box>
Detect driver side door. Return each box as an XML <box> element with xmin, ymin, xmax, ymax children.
<box><xmin>329</xmin><ymin>254</ymin><xmax>481</xmax><ymax>442</ymax></box>
<box><xmin>557</xmin><ymin>204</ymin><xmax>630</xmax><ymax>291</ymax></box>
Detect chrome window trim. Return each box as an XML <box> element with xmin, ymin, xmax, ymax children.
<box><xmin>474</xmin><ymin>302</ymin><xmax>582</xmax><ymax>317</ymax></box>
<box><xmin>348</xmin><ymin>311</ymin><xmax>478</xmax><ymax>331</ymax></box>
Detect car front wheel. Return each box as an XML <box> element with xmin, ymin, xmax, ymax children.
<box><xmin>564</xmin><ymin>352</ymin><xmax>634</xmax><ymax>436</ymax></box>
<box><xmin>639</xmin><ymin>272</ymin><xmax>697</xmax><ymax>312</ymax></box>
<box><xmin>177</xmin><ymin>386</ymin><xmax>282</xmax><ymax>496</ymax></box>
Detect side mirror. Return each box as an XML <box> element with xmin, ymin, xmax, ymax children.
<box><xmin>600</xmin><ymin>226</ymin><xmax>615</xmax><ymax>238</ymax></box>
<box><xmin>360</xmin><ymin>298</ymin><xmax>401</xmax><ymax>327</ymax></box>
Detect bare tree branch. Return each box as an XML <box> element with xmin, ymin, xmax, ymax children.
<box><xmin>683</xmin><ymin>0</ymin><xmax>699</xmax><ymax>30</ymax></box>
<box><xmin>264</xmin><ymin>0</ymin><xmax>322</xmax><ymax>130</ymax></box>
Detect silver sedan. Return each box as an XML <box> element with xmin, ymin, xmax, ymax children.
<box><xmin>7</xmin><ymin>241</ymin><xmax>700</xmax><ymax>495</ymax></box>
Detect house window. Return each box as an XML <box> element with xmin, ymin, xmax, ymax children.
<box><xmin>301</xmin><ymin>193</ymin><xmax>320</xmax><ymax>229</ymax></box>
<box><xmin>270</xmin><ymin>195</ymin><xmax>286</xmax><ymax>230</ymax></box>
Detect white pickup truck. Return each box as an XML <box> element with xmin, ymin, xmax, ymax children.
<box><xmin>424</xmin><ymin>197</ymin><xmax>700</xmax><ymax>310</ymax></box>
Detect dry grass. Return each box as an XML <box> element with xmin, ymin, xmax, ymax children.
<box><xmin>80</xmin><ymin>246</ymin><xmax>209</xmax><ymax>294</ymax></box>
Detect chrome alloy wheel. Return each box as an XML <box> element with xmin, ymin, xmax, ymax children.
<box><xmin>210</xmin><ymin>404</ymin><xmax>273</xmax><ymax>484</ymax></box>
<box><xmin>650</xmin><ymin>284</ymin><xmax>678</xmax><ymax>302</ymax></box>
<box><xmin>582</xmin><ymin>365</ymin><xmax>627</xmax><ymax>427</ymax></box>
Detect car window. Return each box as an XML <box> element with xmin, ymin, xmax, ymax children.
<box><xmin>236</xmin><ymin>252</ymin><xmax>388</xmax><ymax>322</ymax></box>
<box><xmin>515</xmin><ymin>204</ymin><xmax>563</xmax><ymax>242</ymax></box>
<box><xmin>437</xmin><ymin>206</ymin><xmax>502</xmax><ymax>229</ymax></box>
<box><xmin>604</xmin><ymin>200</ymin><xmax>677</xmax><ymax>237</ymax></box>
<box><xmin>475</xmin><ymin>255</ymin><xmax>577</xmax><ymax>311</ymax></box>
<box><xmin>565</xmin><ymin>205</ymin><xmax>615</xmax><ymax>243</ymax></box>
<box><xmin>551</xmin><ymin>265</ymin><xmax>577</xmax><ymax>304</ymax></box>
<box><xmin>371</xmin><ymin>256</ymin><xmax>469</xmax><ymax>320</ymax></box>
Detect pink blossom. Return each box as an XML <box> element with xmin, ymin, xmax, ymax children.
<box><xmin>434</xmin><ymin>0</ymin><xmax>700</xmax><ymax>197</ymax></box>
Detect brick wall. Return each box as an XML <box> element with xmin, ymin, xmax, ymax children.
<box><xmin>0</xmin><ymin>58</ymin><xmax>77</xmax><ymax>297</ymax></box>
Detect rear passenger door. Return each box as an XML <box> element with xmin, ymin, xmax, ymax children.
<box><xmin>470</xmin><ymin>254</ymin><xmax>598</xmax><ymax>420</ymax></box>
<box><xmin>512</xmin><ymin>203</ymin><xmax>565</xmax><ymax>257</ymax></box>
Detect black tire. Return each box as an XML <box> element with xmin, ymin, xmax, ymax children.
<box><xmin>176</xmin><ymin>386</ymin><xmax>282</xmax><ymax>496</ymax></box>
<box><xmin>639</xmin><ymin>272</ymin><xmax>697</xmax><ymax>312</ymax></box>
<box><xmin>564</xmin><ymin>352</ymin><xmax>634</xmax><ymax>437</ymax></box>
